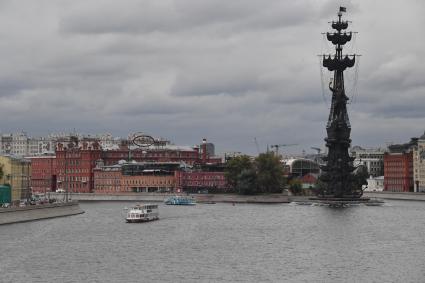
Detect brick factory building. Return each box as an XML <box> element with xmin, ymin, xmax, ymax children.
<box><xmin>30</xmin><ymin>137</ymin><xmax>223</xmax><ymax>194</ymax></box>
<box><xmin>101</xmin><ymin>139</ymin><xmax>221</xmax><ymax>166</ymax></box>
<box><xmin>94</xmin><ymin>162</ymin><xmax>229</xmax><ymax>194</ymax></box>
<box><xmin>383</xmin><ymin>139</ymin><xmax>416</xmax><ymax>192</ymax></box>
<box><xmin>55</xmin><ymin>140</ymin><xmax>102</xmax><ymax>193</ymax></box>
<box><xmin>92</xmin><ymin>164</ymin><xmax>122</xmax><ymax>193</ymax></box>
<box><xmin>28</xmin><ymin>155</ymin><xmax>57</xmax><ymax>194</ymax></box>
<box><xmin>102</xmin><ymin>146</ymin><xmax>203</xmax><ymax>166</ymax></box>
<box><xmin>94</xmin><ymin>162</ymin><xmax>179</xmax><ymax>193</ymax></box>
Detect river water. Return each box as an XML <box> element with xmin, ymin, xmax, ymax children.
<box><xmin>1</xmin><ymin>200</ymin><xmax>425</xmax><ymax>283</ymax></box>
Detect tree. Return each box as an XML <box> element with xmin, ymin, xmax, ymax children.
<box><xmin>225</xmin><ymin>153</ymin><xmax>285</xmax><ymax>195</ymax></box>
<box><xmin>236</xmin><ymin>168</ymin><xmax>258</xmax><ymax>195</ymax></box>
<box><xmin>255</xmin><ymin>152</ymin><xmax>284</xmax><ymax>193</ymax></box>
<box><xmin>224</xmin><ymin>155</ymin><xmax>253</xmax><ymax>189</ymax></box>
<box><xmin>289</xmin><ymin>179</ymin><xmax>303</xmax><ymax>195</ymax></box>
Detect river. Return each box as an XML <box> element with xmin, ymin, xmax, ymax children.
<box><xmin>1</xmin><ymin>200</ymin><xmax>425</xmax><ymax>282</ymax></box>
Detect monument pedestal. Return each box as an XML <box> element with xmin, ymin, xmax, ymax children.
<box><xmin>309</xmin><ymin>197</ymin><xmax>384</xmax><ymax>207</ymax></box>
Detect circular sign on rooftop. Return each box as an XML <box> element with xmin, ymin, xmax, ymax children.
<box><xmin>132</xmin><ymin>134</ymin><xmax>155</xmax><ymax>148</ymax></box>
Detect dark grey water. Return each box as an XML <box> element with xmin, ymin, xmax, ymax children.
<box><xmin>1</xmin><ymin>201</ymin><xmax>425</xmax><ymax>283</ymax></box>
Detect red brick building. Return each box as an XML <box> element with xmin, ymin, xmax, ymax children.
<box><xmin>93</xmin><ymin>165</ymin><xmax>122</xmax><ymax>193</ymax></box>
<box><xmin>384</xmin><ymin>151</ymin><xmax>414</xmax><ymax>192</ymax></box>
<box><xmin>121</xmin><ymin>171</ymin><xmax>175</xmax><ymax>193</ymax></box>
<box><xmin>55</xmin><ymin>140</ymin><xmax>102</xmax><ymax>193</ymax></box>
<box><xmin>93</xmin><ymin>163</ymin><xmax>176</xmax><ymax>193</ymax></box>
<box><xmin>30</xmin><ymin>138</ymin><xmax>223</xmax><ymax>194</ymax></box>
<box><xmin>102</xmin><ymin>146</ymin><xmax>221</xmax><ymax>166</ymax></box>
<box><xmin>28</xmin><ymin>155</ymin><xmax>57</xmax><ymax>194</ymax></box>
<box><xmin>93</xmin><ymin>162</ymin><xmax>229</xmax><ymax>194</ymax></box>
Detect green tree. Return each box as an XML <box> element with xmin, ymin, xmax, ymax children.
<box><xmin>289</xmin><ymin>179</ymin><xmax>303</xmax><ymax>195</ymax></box>
<box><xmin>255</xmin><ymin>152</ymin><xmax>284</xmax><ymax>193</ymax></box>
<box><xmin>224</xmin><ymin>155</ymin><xmax>253</xmax><ymax>189</ymax></box>
<box><xmin>225</xmin><ymin>153</ymin><xmax>286</xmax><ymax>195</ymax></box>
<box><xmin>236</xmin><ymin>168</ymin><xmax>258</xmax><ymax>195</ymax></box>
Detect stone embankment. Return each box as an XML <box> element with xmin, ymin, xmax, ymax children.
<box><xmin>195</xmin><ymin>193</ymin><xmax>290</xmax><ymax>204</ymax></box>
<box><xmin>364</xmin><ymin>191</ymin><xmax>425</xmax><ymax>201</ymax></box>
<box><xmin>50</xmin><ymin>192</ymin><xmax>290</xmax><ymax>204</ymax></box>
<box><xmin>0</xmin><ymin>201</ymin><xmax>84</xmax><ymax>225</ymax></box>
<box><xmin>288</xmin><ymin>192</ymin><xmax>425</xmax><ymax>202</ymax></box>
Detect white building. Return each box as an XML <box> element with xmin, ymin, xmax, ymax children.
<box><xmin>351</xmin><ymin>146</ymin><xmax>386</xmax><ymax>177</ymax></box>
<box><xmin>0</xmin><ymin>134</ymin><xmax>12</xmax><ymax>154</ymax></box>
<box><xmin>11</xmin><ymin>132</ymin><xmax>29</xmax><ymax>156</ymax></box>
<box><xmin>0</xmin><ymin>132</ymin><xmax>123</xmax><ymax>156</ymax></box>
<box><xmin>363</xmin><ymin>176</ymin><xmax>384</xmax><ymax>192</ymax></box>
<box><xmin>2</xmin><ymin>132</ymin><xmax>57</xmax><ymax>156</ymax></box>
<box><xmin>413</xmin><ymin>132</ymin><xmax>425</xmax><ymax>192</ymax></box>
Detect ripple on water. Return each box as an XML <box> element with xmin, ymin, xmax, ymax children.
<box><xmin>1</xmin><ymin>201</ymin><xmax>425</xmax><ymax>283</ymax></box>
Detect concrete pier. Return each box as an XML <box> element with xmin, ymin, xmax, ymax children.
<box><xmin>0</xmin><ymin>201</ymin><xmax>84</xmax><ymax>225</ymax></box>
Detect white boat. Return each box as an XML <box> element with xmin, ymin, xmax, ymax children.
<box><xmin>125</xmin><ymin>204</ymin><xmax>159</xmax><ymax>223</ymax></box>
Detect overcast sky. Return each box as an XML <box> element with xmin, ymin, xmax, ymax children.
<box><xmin>0</xmin><ymin>0</ymin><xmax>424</xmax><ymax>155</ymax></box>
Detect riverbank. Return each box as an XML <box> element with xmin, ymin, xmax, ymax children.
<box><xmin>0</xmin><ymin>201</ymin><xmax>84</xmax><ymax>225</ymax></box>
<box><xmin>288</xmin><ymin>191</ymin><xmax>425</xmax><ymax>202</ymax></box>
<box><xmin>364</xmin><ymin>191</ymin><xmax>425</xmax><ymax>201</ymax></box>
<box><xmin>48</xmin><ymin>192</ymin><xmax>290</xmax><ymax>204</ymax></box>
<box><xmin>31</xmin><ymin>191</ymin><xmax>425</xmax><ymax>205</ymax></box>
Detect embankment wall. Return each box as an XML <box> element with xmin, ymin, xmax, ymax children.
<box><xmin>364</xmin><ymin>191</ymin><xmax>425</xmax><ymax>201</ymax></box>
<box><xmin>0</xmin><ymin>202</ymin><xmax>84</xmax><ymax>225</ymax></box>
<box><xmin>49</xmin><ymin>193</ymin><xmax>290</xmax><ymax>203</ymax></box>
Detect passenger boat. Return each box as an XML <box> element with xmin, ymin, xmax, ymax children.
<box><xmin>164</xmin><ymin>195</ymin><xmax>196</xmax><ymax>205</ymax></box>
<box><xmin>125</xmin><ymin>204</ymin><xmax>159</xmax><ymax>223</ymax></box>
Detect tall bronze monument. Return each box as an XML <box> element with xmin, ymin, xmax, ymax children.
<box><xmin>317</xmin><ymin>7</ymin><xmax>364</xmax><ymax>200</ymax></box>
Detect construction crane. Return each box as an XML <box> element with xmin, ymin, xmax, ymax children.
<box><xmin>270</xmin><ymin>144</ymin><xmax>298</xmax><ymax>156</ymax></box>
<box><xmin>311</xmin><ymin>147</ymin><xmax>322</xmax><ymax>154</ymax></box>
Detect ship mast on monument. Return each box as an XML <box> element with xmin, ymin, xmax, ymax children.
<box><xmin>316</xmin><ymin>7</ymin><xmax>366</xmax><ymax>200</ymax></box>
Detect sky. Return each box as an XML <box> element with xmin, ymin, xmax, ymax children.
<box><xmin>0</xmin><ymin>0</ymin><xmax>424</xmax><ymax>156</ymax></box>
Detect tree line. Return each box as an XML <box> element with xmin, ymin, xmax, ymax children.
<box><xmin>224</xmin><ymin>152</ymin><xmax>285</xmax><ymax>195</ymax></box>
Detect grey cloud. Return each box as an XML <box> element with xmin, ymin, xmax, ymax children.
<box><xmin>363</xmin><ymin>54</ymin><xmax>425</xmax><ymax>93</ymax></box>
<box><xmin>0</xmin><ymin>78</ymin><xmax>34</xmax><ymax>97</ymax></box>
<box><xmin>60</xmin><ymin>0</ymin><xmax>322</xmax><ymax>35</ymax></box>
<box><xmin>0</xmin><ymin>1</ymin><xmax>424</xmax><ymax>155</ymax></box>
<box><xmin>171</xmin><ymin>71</ymin><xmax>260</xmax><ymax>97</ymax></box>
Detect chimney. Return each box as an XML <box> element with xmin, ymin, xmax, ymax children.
<box><xmin>202</xmin><ymin>138</ymin><xmax>207</xmax><ymax>164</ymax></box>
